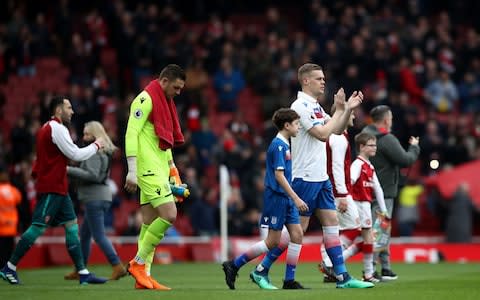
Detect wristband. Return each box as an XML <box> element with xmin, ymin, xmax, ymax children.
<box><xmin>126</xmin><ymin>156</ymin><xmax>137</xmax><ymax>174</ymax></box>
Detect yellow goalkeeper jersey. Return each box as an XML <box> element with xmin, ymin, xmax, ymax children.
<box><xmin>125</xmin><ymin>91</ymin><xmax>173</xmax><ymax>176</ymax></box>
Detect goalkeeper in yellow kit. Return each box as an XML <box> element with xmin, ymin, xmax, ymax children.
<box><xmin>124</xmin><ymin>64</ymin><xmax>188</xmax><ymax>290</ymax></box>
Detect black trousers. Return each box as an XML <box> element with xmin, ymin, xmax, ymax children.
<box><xmin>0</xmin><ymin>236</ymin><xmax>15</xmax><ymax>267</ymax></box>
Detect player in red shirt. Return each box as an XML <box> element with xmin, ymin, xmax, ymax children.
<box><xmin>347</xmin><ymin>132</ymin><xmax>389</xmax><ymax>282</ymax></box>
<box><xmin>320</xmin><ymin>110</ymin><xmax>362</xmax><ymax>282</ymax></box>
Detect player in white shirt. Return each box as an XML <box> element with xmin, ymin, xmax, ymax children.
<box><xmin>254</xmin><ymin>63</ymin><xmax>373</xmax><ymax>289</ymax></box>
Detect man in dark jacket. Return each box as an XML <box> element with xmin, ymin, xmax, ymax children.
<box><xmin>361</xmin><ymin>105</ymin><xmax>420</xmax><ymax>281</ymax></box>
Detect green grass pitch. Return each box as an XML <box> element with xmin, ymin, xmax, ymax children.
<box><xmin>1</xmin><ymin>263</ymin><xmax>479</xmax><ymax>300</ymax></box>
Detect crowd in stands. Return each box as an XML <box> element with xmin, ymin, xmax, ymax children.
<box><xmin>0</xmin><ymin>0</ymin><xmax>479</xmax><ymax>238</ymax></box>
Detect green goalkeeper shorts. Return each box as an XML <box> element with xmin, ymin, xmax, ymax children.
<box><xmin>138</xmin><ymin>173</ymin><xmax>174</xmax><ymax>207</ymax></box>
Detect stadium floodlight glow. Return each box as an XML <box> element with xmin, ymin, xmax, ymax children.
<box><xmin>430</xmin><ymin>159</ymin><xmax>439</xmax><ymax>170</ymax></box>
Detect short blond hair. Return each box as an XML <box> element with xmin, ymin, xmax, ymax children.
<box><xmin>297</xmin><ymin>63</ymin><xmax>322</xmax><ymax>83</ymax></box>
<box><xmin>84</xmin><ymin>121</ymin><xmax>117</xmax><ymax>155</ymax></box>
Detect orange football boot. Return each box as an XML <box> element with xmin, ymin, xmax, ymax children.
<box><xmin>149</xmin><ymin>276</ymin><xmax>171</xmax><ymax>290</ymax></box>
<box><xmin>128</xmin><ymin>260</ymin><xmax>153</xmax><ymax>289</ymax></box>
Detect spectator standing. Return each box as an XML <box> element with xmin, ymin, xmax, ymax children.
<box><xmin>361</xmin><ymin>105</ymin><xmax>420</xmax><ymax>280</ymax></box>
<box><xmin>426</xmin><ymin>70</ymin><xmax>459</xmax><ymax>113</ymax></box>
<box><xmin>213</xmin><ymin>58</ymin><xmax>245</xmax><ymax>112</ymax></box>
<box><xmin>63</xmin><ymin>121</ymin><xmax>127</xmax><ymax>281</ymax></box>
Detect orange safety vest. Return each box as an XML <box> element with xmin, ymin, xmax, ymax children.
<box><xmin>0</xmin><ymin>183</ymin><xmax>22</xmax><ymax>236</ymax></box>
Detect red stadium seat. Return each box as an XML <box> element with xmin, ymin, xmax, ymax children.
<box><xmin>113</xmin><ymin>200</ymin><xmax>140</xmax><ymax>235</ymax></box>
<box><xmin>100</xmin><ymin>47</ymin><xmax>119</xmax><ymax>77</ymax></box>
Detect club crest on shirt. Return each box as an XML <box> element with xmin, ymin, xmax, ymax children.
<box><xmin>134</xmin><ymin>109</ymin><xmax>143</xmax><ymax>119</ymax></box>
<box><xmin>313</xmin><ymin>107</ymin><xmax>323</xmax><ymax>118</ymax></box>
<box><xmin>278</xmin><ymin>145</ymin><xmax>283</xmax><ymax>151</ymax></box>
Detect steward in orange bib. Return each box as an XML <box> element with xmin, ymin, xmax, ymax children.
<box><xmin>0</xmin><ymin>165</ymin><xmax>22</xmax><ymax>267</ymax></box>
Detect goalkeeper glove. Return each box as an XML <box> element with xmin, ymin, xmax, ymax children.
<box><xmin>170</xmin><ymin>183</ymin><xmax>190</xmax><ymax>202</ymax></box>
<box><xmin>169</xmin><ymin>166</ymin><xmax>182</xmax><ymax>185</ymax></box>
<box><xmin>169</xmin><ymin>166</ymin><xmax>187</xmax><ymax>202</ymax></box>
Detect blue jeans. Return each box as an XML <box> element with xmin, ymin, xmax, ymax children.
<box><xmin>80</xmin><ymin>200</ymin><xmax>120</xmax><ymax>265</ymax></box>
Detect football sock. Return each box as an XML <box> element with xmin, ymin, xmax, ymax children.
<box><xmin>137</xmin><ymin>223</ymin><xmax>154</xmax><ymax>274</ymax></box>
<box><xmin>65</xmin><ymin>223</ymin><xmax>86</xmax><ymax>271</ymax></box>
<box><xmin>363</xmin><ymin>243</ymin><xmax>374</xmax><ymax>277</ymax></box>
<box><xmin>323</xmin><ymin>226</ymin><xmax>349</xmax><ymax>282</ymax></box>
<box><xmin>323</xmin><ymin>229</ymin><xmax>358</xmax><ymax>267</ymax></box>
<box><xmin>343</xmin><ymin>240</ymin><xmax>363</xmax><ymax>260</ymax></box>
<box><xmin>136</xmin><ymin>218</ymin><xmax>171</xmax><ymax>262</ymax></box>
<box><xmin>258</xmin><ymin>228</ymin><xmax>289</xmax><ymax>272</ymax></box>
<box><xmin>9</xmin><ymin>224</ymin><xmax>46</xmax><ymax>265</ymax></box>
<box><xmin>320</xmin><ymin>243</ymin><xmax>333</xmax><ymax>267</ymax></box>
<box><xmin>233</xmin><ymin>240</ymin><xmax>268</xmax><ymax>269</ymax></box>
<box><xmin>258</xmin><ymin>244</ymin><xmax>285</xmax><ymax>273</ymax></box>
<box><xmin>284</xmin><ymin>242</ymin><xmax>302</xmax><ymax>281</ymax></box>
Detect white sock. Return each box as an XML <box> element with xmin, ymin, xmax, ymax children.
<box><xmin>7</xmin><ymin>262</ymin><xmax>16</xmax><ymax>271</ymax></box>
<box><xmin>134</xmin><ymin>255</ymin><xmax>146</xmax><ymax>264</ymax></box>
<box><xmin>363</xmin><ymin>253</ymin><xmax>374</xmax><ymax>277</ymax></box>
<box><xmin>286</xmin><ymin>242</ymin><xmax>302</xmax><ymax>265</ymax></box>
<box><xmin>248</xmin><ymin>240</ymin><xmax>269</xmax><ymax>258</ymax></box>
<box><xmin>78</xmin><ymin>269</ymin><xmax>89</xmax><ymax>275</ymax></box>
<box><xmin>250</xmin><ymin>240</ymin><xmax>268</xmax><ymax>256</ymax></box>
<box><xmin>343</xmin><ymin>244</ymin><xmax>359</xmax><ymax>261</ymax></box>
<box><xmin>321</xmin><ymin>243</ymin><xmax>333</xmax><ymax>267</ymax></box>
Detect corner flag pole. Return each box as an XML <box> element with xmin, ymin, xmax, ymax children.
<box><xmin>219</xmin><ymin>165</ymin><xmax>231</xmax><ymax>262</ymax></box>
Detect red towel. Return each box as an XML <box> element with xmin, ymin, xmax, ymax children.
<box><xmin>145</xmin><ymin>79</ymin><xmax>184</xmax><ymax>150</ymax></box>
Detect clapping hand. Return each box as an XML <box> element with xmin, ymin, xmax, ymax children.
<box><xmin>334</xmin><ymin>87</ymin><xmax>346</xmax><ymax>112</ymax></box>
<box><xmin>346</xmin><ymin>91</ymin><xmax>364</xmax><ymax>110</ymax></box>
<box><xmin>409</xmin><ymin>136</ymin><xmax>420</xmax><ymax>145</ymax></box>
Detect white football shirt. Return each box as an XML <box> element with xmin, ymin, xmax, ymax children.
<box><xmin>290</xmin><ymin>91</ymin><xmax>330</xmax><ymax>182</ymax></box>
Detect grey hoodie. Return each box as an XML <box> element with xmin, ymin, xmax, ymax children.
<box><xmin>67</xmin><ymin>152</ymin><xmax>112</xmax><ymax>203</ymax></box>
<box><xmin>361</xmin><ymin>124</ymin><xmax>420</xmax><ymax>198</ymax></box>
